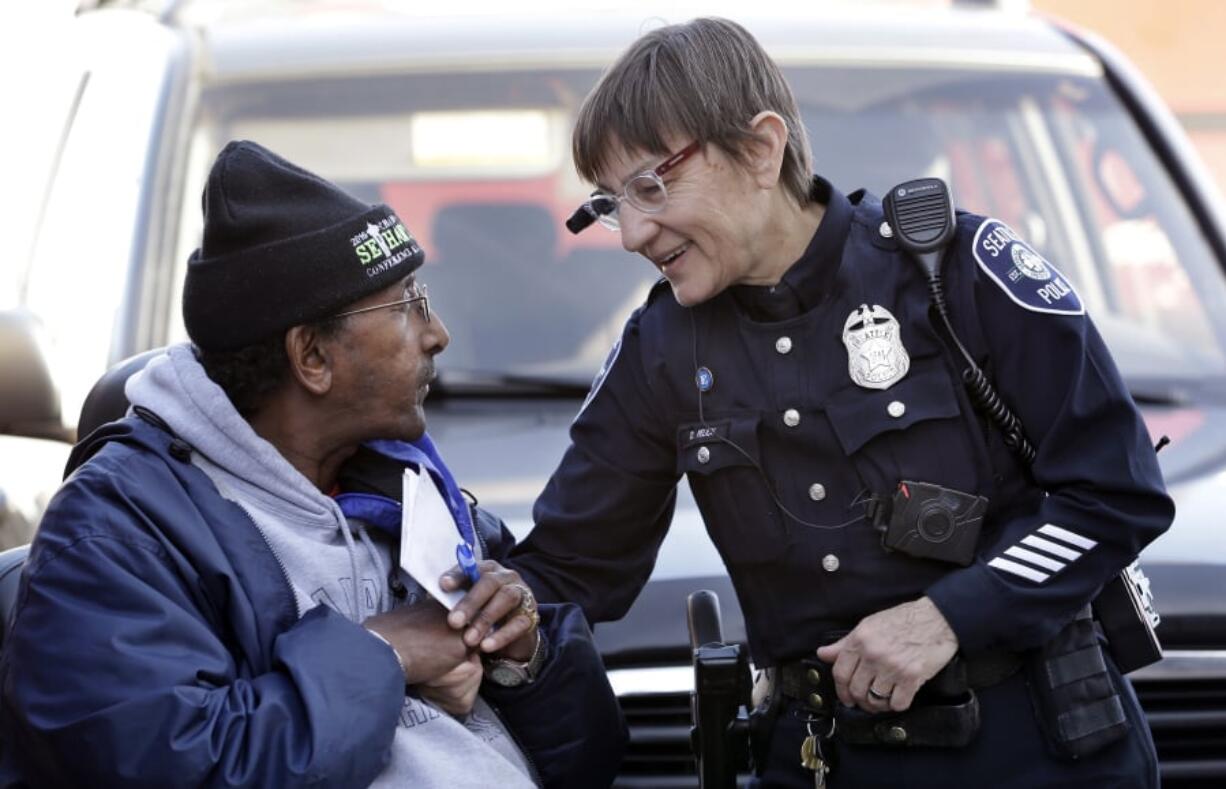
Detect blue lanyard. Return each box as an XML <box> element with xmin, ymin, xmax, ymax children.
<box><xmin>335</xmin><ymin>435</ymin><xmax>479</xmax><ymax>583</ymax></box>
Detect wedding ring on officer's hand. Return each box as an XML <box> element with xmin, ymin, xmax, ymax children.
<box><xmin>868</xmin><ymin>686</ymin><xmax>893</xmax><ymax>702</ymax></box>
<box><xmin>508</xmin><ymin>583</ymin><xmax>540</xmax><ymax>629</ymax></box>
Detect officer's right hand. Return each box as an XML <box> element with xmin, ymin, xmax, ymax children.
<box><xmin>364</xmin><ymin>600</ymin><xmax>470</xmax><ymax>684</ymax></box>
<box><xmin>440</xmin><ymin>560</ymin><xmax>539</xmax><ymax>660</ymax></box>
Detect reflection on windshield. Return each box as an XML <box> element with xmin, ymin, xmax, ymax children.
<box><xmin>189</xmin><ymin>65</ymin><xmax>1226</xmax><ymax>387</ymax></box>
<box><xmin>413</xmin><ymin>202</ymin><xmax>655</xmax><ymax>377</ymax></box>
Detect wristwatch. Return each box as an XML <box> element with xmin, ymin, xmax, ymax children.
<box><xmin>484</xmin><ymin>631</ymin><xmax>547</xmax><ymax>687</ymax></box>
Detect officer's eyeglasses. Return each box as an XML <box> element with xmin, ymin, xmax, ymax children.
<box><xmin>331</xmin><ymin>282</ymin><xmax>430</xmax><ymax>323</ymax></box>
<box><xmin>565</xmin><ymin>140</ymin><xmax>701</xmax><ymax>234</ymax></box>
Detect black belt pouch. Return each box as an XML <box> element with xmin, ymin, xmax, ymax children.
<box><xmin>1026</xmin><ymin>606</ymin><xmax>1131</xmax><ymax>759</ymax></box>
<box><xmin>837</xmin><ymin>657</ymin><xmax>981</xmax><ymax>748</ymax></box>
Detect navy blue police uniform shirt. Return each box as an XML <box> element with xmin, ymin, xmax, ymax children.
<box><xmin>509</xmin><ymin>177</ymin><xmax>1173</xmax><ymax>666</ymax></box>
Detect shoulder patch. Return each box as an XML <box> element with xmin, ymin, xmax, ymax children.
<box><xmin>972</xmin><ymin>219</ymin><xmax>1084</xmax><ymax>316</ymax></box>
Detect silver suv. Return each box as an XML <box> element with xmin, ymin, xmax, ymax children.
<box><xmin>3</xmin><ymin>2</ymin><xmax>1224</xmax><ymax>785</ymax></box>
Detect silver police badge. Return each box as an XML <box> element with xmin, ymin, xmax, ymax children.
<box><xmin>842</xmin><ymin>304</ymin><xmax>910</xmax><ymax>390</ymax></box>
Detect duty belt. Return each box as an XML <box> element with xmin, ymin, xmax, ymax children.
<box><xmin>773</xmin><ymin>650</ymin><xmax>1022</xmax><ymax>748</ymax></box>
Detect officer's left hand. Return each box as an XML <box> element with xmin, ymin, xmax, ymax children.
<box><xmin>440</xmin><ymin>560</ymin><xmax>539</xmax><ymax>661</ymax></box>
<box><xmin>816</xmin><ymin>596</ymin><xmax>958</xmax><ymax>713</ymax></box>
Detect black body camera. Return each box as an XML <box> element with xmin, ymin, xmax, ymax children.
<box><xmin>881</xmin><ymin>481</ymin><xmax>987</xmax><ymax>567</ymax></box>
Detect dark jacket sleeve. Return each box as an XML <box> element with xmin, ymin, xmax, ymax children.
<box><xmin>507</xmin><ymin>307</ymin><xmax>681</xmax><ymax>623</ymax></box>
<box><xmin>0</xmin><ymin>456</ymin><xmax>405</xmax><ymax>788</ymax></box>
<box><xmin>482</xmin><ymin>603</ymin><xmax>628</xmax><ymax>789</ymax></box>
<box><xmin>472</xmin><ymin>507</ymin><xmax>628</xmax><ymax>786</ymax></box>
<box><xmin>924</xmin><ymin>216</ymin><xmax>1174</xmax><ymax>652</ymax></box>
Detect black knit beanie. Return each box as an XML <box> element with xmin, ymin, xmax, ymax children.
<box><xmin>183</xmin><ymin>140</ymin><xmax>424</xmax><ymax>351</ymax></box>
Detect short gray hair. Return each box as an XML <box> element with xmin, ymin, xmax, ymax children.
<box><xmin>573</xmin><ymin>17</ymin><xmax>812</xmax><ymax>206</ymax></box>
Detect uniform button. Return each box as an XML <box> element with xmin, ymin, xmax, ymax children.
<box><xmin>886</xmin><ymin>725</ymin><xmax>908</xmax><ymax>744</ymax></box>
<box><xmin>806</xmin><ymin>668</ymin><xmax>822</xmax><ymax>685</ymax></box>
<box><xmin>822</xmin><ymin>554</ymin><xmax>840</xmax><ymax>572</ymax></box>
<box><xmin>783</xmin><ymin>409</ymin><xmax>801</xmax><ymax>427</ymax></box>
<box><xmin>696</xmin><ymin>446</ymin><xmax>711</xmax><ymax>464</ymax></box>
<box><xmin>879</xmin><ymin>221</ymin><xmax>894</xmax><ymax>239</ymax></box>
<box><xmin>775</xmin><ymin>336</ymin><xmax>793</xmax><ymax>355</ymax></box>
<box><xmin>887</xmin><ymin>400</ymin><xmax>906</xmax><ymax>418</ymax></box>
<box><xmin>808</xmin><ymin>483</ymin><xmax>827</xmax><ymax>502</ymax></box>
<box><xmin>807</xmin><ymin>692</ymin><xmax>824</xmax><ymax>711</ymax></box>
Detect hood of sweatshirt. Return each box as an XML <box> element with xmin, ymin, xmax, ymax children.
<box><xmin>125</xmin><ymin>343</ymin><xmax>341</xmax><ymax>535</ymax></box>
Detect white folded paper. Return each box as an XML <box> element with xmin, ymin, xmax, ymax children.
<box><xmin>400</xmin><ymin>468</ymin><xmax>465</xmax><ymax>610</ymax></box>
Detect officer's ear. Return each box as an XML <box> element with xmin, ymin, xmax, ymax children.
<box><xmin>285</xmin><ymin>323</ymin><xmax>335</xmax><ymax>397</ymax></box>
<box><xmin>744</xmin><ymin>111</ymin><xmax>789</xmax><ymax>190</ymax></box>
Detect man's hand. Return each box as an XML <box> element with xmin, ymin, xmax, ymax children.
<box><xmin>418</xmin><ymin>653</ymin><xmax>483</xmax><ymax>716</ymax></box>
<box><xmin>364</xmin><ymin>600</ymin><xmax>470</xmax><ymax>685</ymax></box>
<box><xmin>815</xmin><ymin>596</ymin><xmax>958</xmax><ymax>713</ymax></box>
<box><xmin>440</xmin><ymin>560</ymin><xmax>539</xmax><ymax>661</ymax></box>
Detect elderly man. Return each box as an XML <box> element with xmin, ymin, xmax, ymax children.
<box><xmin>0</xmin><ymin>141</ymin><xmax>625</xmax><ymax>788</ymax></box>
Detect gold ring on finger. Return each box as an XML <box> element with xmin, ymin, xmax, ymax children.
<box><xmin>507</xmin><ymin>583</ymin><xmax>539</xmax><ymax>627</ymax></box>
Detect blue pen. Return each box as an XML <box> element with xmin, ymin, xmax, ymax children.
<box><xmin>455</xmin><ymin>542</ymin><xmax>481</xmax><ymax>586</ymax></box>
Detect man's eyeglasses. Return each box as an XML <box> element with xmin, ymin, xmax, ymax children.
<box><xmin>331</xmin><ymin>283</ymin><xmax>430</xmax><ymax>323</ymax></box>
<box><xmin>565</xmin><ymin>140</ymin><xmax>701</xmax><ymax>234</ymax></box>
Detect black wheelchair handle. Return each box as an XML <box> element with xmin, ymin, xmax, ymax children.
<box><xmin>688</xmin><ymin>589</ymin><xmax>724</xmax><ymax>651</ymax></box>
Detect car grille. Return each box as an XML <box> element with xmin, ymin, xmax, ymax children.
<box><xmin>613</xmin><ymin>666</ymin><xmax>1226</xmax><ymax>788</ymax></box>
<box><xmin>613</xmin><ymin>692</ymin><xmax>706</xmax><ymax>788</ymax></box>
<box><xmin>1132</xmin><ymin>672</ymin><xmax>1226</xmax><ymax>787</ymax></box>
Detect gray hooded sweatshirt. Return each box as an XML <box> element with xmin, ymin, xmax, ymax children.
<box><xmin>125</xmin><ymin>344</ymin><xmax>536</xmax><ymax>788</ymax></box>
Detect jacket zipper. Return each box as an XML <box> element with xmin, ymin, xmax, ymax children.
<box><xmin>234</xmin><ymin>501</ymin><xmax>301</xmax><ymax>620</ymax></box>
<box><xmin>134</xmin><ymin>410</ymin><xmax>301</xmax><ymax>620</ymax></box>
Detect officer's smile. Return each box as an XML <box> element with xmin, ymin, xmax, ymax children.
<box><xmin>655</xmin><ymin>243</ymin><xmax>690</xmax><ymax>273</ymax></box>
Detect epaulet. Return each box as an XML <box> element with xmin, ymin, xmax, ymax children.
<box><xmin>848</xmin><ymin>191</ymin><xmax>902</xmax><ymax>251</ymax></box>
<box><xmin>962</xmin><ymin>215</ymin><xmax>1085</xmax><ymax>316</ymax></box>
<box><xmin>954</xmin><ymin>209</ymin><xmax>985</xmax><ymax>233</ymax></box>
<box><xmin>848</xmin><ymin>188</ymin><xmax>883</xmax><ymax>222</ymax></box>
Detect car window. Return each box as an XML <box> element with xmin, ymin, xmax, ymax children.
<box><xmin>165</xmin><ymin>63</ymin><xmax>1226</xmax><ymax>392</ymax></box>
<box><xmin>22</xmin><ymin>16</ymin><xmax>182</xmax><ymax>424</ymax></box>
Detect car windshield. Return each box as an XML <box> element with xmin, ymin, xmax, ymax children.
<box><xmin>173</xmin><ymin>63</ymin><xmax>1226</xmax><ymax>393</ymax></box>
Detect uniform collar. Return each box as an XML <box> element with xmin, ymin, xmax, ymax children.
<box><xmin>731</xmin><ymin>176</ymin><xmax>852</xmax><ymax>322</ymax></box>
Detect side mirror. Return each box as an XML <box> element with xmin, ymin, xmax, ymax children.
<box><xmin>0</xmin><ymin>310</ymin><xmax>71</xmax><ymax>443</ymax></box>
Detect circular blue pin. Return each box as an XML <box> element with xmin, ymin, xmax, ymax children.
<box><xmin>695</xmin><ymin>366</ymin><xmax>714</xmax><ymax>393</ymax></box>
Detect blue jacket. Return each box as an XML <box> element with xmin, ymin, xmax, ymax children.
<box><xmin>0</xmin><ymin>415</ymin><xmax>625</xmax><ymax>787</ymax></box>
<box><xmin>512</xmin><ymin>184</ymin><xmax>1173</xmax><ymax>664</ymax></box>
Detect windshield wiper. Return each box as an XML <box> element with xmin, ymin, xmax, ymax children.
<box><xmin>429</xmin><ymin>369</ymin><xmax>592</xmax><ymax>399</ymax></box>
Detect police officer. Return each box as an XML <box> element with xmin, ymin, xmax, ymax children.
<box><xmin>508</xmin><ymin>17</ymin><xmax>1173</xmax><ymax>788</ymax></box>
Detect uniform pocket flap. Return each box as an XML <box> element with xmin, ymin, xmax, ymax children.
<box><xmin>826</xmin><ymin>368</ymin><xmax>961</xmax><ymax>455</ymax></box>
<box><xmin>676</xmin><ymin>415</ymin><xmax>761</xmax><ymax>475</ymax></box>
